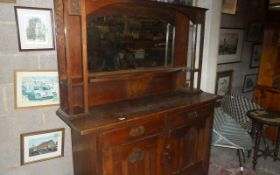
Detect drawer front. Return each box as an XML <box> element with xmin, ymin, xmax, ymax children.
<box><xmin>99</xmin><ymin>114</ymin><xmax>164</xmax><ymax>148</ymax></box>
<box><xmin>167</xmin><ymin>104</ymin><xmax>212</xmax><ymax>128</ymax></box>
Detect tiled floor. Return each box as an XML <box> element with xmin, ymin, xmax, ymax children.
<box><xmin>209</xmin><ymin>146</ymin><xmax>280</xmax><ymax>175</ymax></box>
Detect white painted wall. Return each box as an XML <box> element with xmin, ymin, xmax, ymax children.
<box><xmin>197</xmin><ymin>0</ymin><xmax>223</xmax><ymax>93</ymax></box>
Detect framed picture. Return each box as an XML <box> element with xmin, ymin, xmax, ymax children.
<box><xmin>247</xmin><ymin>23</ymin><xmax>263</xmax><ymax>42</ymax></box>
<box><xmin>0</xmin><ymin>0</ymin><xmax>16</xmax><ymax>3</ymax></box>
<box><xmin>215</xmin><ymin>70</ymin><xmax>233</xmax><ymax>96</ymax></box>
<box><xmin>14</xmin><ymin>70</ymin><xmax>59</xmax><ymax>109</ymax></box>
<box><xmin>269</xmin><ymin>0</ymin><xmax>280</xmax><ymax>10</ymax></box>
<box><xmin>218</xmin><ymin>28</ymin><xmax>244</xmax><ymax>64</ymax></box>
<box><xmin>242</xmin><ymin>74</ymin><xmax>258</xmax><ymax>92</ymax></box>
<box><xmin>20</xmin><ymin>128</ymin><xmax>64</xmax><ymax>165</ymax></box>
<box><xmin>222</xmin><ymin>0</ymin><xmax>238</xmax><ymax>15</ymax></box>
<box><xmin>14</xmin><ymin>6</ymin><xmax>55</xmax><ymax>51</ymax></box>
<box><xmin>250</xmin><ymin>44</ymin><xmax>262</xmax><ymax>68</ymax></box>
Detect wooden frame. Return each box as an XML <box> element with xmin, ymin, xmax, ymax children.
<box><xmin>222</xmin><ymin>0</ymin><xmax>238</xmax><ymax>15</ymax></box>
<box><xmin>0</xmin><ymin>0</ymin><xmax>16</xmax><ymax>3</ymax></box>
<box><xmin>269</xmin><ymin>0</ymin><xmax>280</xmax><ymax>10</ymax></box>
<box><xmin>14</xmin><ymin>70</ymin><xmax>59</xmax><ymax>109</ymax></box>
<box><xmin>215</xmin><ymin>70</ymin><xmax>233</xmax><ymax>96</ymax></box>
<box><xmin>250</xmin><ymin>44</ymin><xmax>262</xmax><ymax>68</ymax></box>
<box><xmin>20</xmin><ymin>128</ymin><xmax>65</xmax><ymax>165</ymax></box>
<box><xmin>247</xmin><ymin>23</ymin><xmax>263</xmax><ymax>42</ymax></box>
<box><xmin>243</xmin><ymin>74</ymin><xmax>258</xmax><ymax>93</ymax></box>
<box><xmin>14</xmin><ymin>6</ymin><xmax>55</xmax><ymax>51</ymax></box>
<box><xmin>218</xmin><ymin>28</ymin><xmax>244</xmax><ymax>64</ymax></box>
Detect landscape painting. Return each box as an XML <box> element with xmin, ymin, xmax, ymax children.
<box><xmin>21</xmin><ymin>128</ymin><xmax>64</xmax><ymax>165</ymax></box>
<box><xmin>218</xmin><ymin>29</ymin><xmax>244</xmax><ymax>64</ymax></box>
<box><xmin>15</xmin><ymin>70</ymin><xmax>59</xmax><ymax>109</ymax></box>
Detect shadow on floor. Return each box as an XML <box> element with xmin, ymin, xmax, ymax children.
<box><xmin>209</xmin><ymin>146</ymin><xmax>280</xmax><ymax>175</ymax></box>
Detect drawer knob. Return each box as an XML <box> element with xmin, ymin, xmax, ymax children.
<box><xmin>129</xmin><ymin>125</ymin><xmax>145</xmax><ymax>137</ymax></box>
<box><xmin>128</xmin><ymin>148</ymin><xmax>145</xmax><ymax>163</ymax></box>
<box><xmin>188</xmin><ymin>111</ymin><xmax>198</xmax><ymax>119</ymax></box>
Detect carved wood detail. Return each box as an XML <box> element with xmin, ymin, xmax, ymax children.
<box><xmin>69</xmin><ymin>0</ymin><xmax>81</xmax><ymax>15</ymax></box>
<box><xmin>54</xmin><ymin>0</ymin><xmax>67</xmax><ymax>79</ymax></box>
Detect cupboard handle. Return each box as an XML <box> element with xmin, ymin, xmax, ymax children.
<box><xmin>129</xmin><ymin>125</ymin><xmax>145</xmax><ymax>137</ymax></box>
<box><xmin>162</xmin><ymin>150</ymin><xmax>172</xmax><ymax>164</ymax></box>
<box><xmin>188</xmin><ymin>111</ymin><xmax>198</xmax><ymax>119</ymax></box>
<box><xmin>128</xmin><ymin>148</ymin><xmax>145</xmax><ymax>163</ymax></box>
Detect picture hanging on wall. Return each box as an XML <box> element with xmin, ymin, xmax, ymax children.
<box><xmin>250</xmin><ymin>44</ymin><xmax>262</xmax><ymax>68</ymax></box>
<box><xmin>218</xmin><ymin>28</ymin><xmax>244</xmax><ymax>64</ymax></box>
<box><xmin>269</xmin><ymin>0</ymin><xmax>280</xmax><ymax>10</ymax></box>
<box><xmin>222</xmin><ymin>0</ymin><xmax>238</xmax><ymax>15</ymax></box>
<box><xmin>215</xmin><ymin>70</ymin><xmax>233</xmax><ymax>96</ymax></box>
<box><xmin>247</xmin><ymin>23</ymin><xmax>263</xmax><ymax>42</ymax></box>
<box><xmin>14</xmin><ymin>6</ymin><xmax>55</xmax><ymax>51</ymax></box>
<box><xmin>242</xmin><ymin>74</ymin><xmax>258</xmax><ymax>92</ymax></box>
<box><xmin>14</xmin><ymin>70</ymin><xmax>60</xmax><ymax>109</ymax></box>
<box><xmin>0</xmin><ymin>0</ymin><xmax>16</xmax><ymax>3</ymax></box>
<box><xmin>20</xmin><ymin>128</ymin><xmax>64</xmax><ymax>165</ymax></box>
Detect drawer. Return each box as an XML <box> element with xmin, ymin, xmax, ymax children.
<box><xmin>99</xmin><ymin>114</ymin><xmax>164</xmax><ymax>148</ymax></box>
<box><xmin>167</xmin><ymin>105</ymin><xmax>212</xmax><ymax>128</ymax></box>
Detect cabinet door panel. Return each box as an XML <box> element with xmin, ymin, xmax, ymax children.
<box><xmin>102</xmin><ymin>135</ymin><xmax>163</xmax><ymax>175</ymax></box>
<box><xmin>166</xmin><ymin>119</ymin><xmax>206</xmax><ymax>175</ymax></box>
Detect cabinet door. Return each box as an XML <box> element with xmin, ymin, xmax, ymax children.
<box><xmin>101</xmin><ymin>135</ymin><xmax>163</xmax><ymax>175</ymax></box>
<box><xmin>164</xmin><ymin>118</ymin><xmax>209</xmax><ymax>175</ymax></box>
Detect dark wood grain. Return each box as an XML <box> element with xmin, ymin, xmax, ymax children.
<box><xmin>253</xmin><ymin>10</ymin><xmax>280</xmax><ymax>144</ymax></box>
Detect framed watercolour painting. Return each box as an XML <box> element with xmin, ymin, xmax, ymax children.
<box><xmin>218</xmin><ymin>29</ymin><xmax>244</xmax><ymax>64</ymax></box>
<box><xmin>14</xmin><ymin>7</ymin><xmax>55</xmax><ymax>51</ymax></box>
<box><xmin>242</xmin><ymin>74</ymin><xmax>258</xmax><ymax>93</ymax></box>
<box><xmin>21</xmin><ymin>128</ymin><xmax>64</xmax><ymax>165</ymax></box>
<box><xmin>14</xmin><ymin>70</ymin><xmax>59</xmax><ymax>109</ymax></box>
<box><xmin>222</xmin><ymin>0</ymin><xmax>238</xmax><ymax>15</ymax></box>
<box><xmin>215</xmin><ymin>70</ymin><xmax>233</xmax><ymax>96</ymax></box>
<box><xmin>250</xmin><ymin>44</ymin><xmax>262</xmax><ymax>68</ymax></box>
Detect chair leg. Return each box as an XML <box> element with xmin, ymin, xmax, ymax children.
<box><xmin>247</xmin><ymin>149</ymin><xmax>251</xmax><ymax>158</ymax></box>
<box><xmin>237</xmin><ymin>149</ymin><xmax>244</xmax><ymax>175</ymax></box>
<box><xmin>241</xmin><ymin>149</ymin><xmax>246</xmax><ymax>163</ymax></box>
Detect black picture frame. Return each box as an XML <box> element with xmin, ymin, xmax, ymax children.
<box><xmin>14</xmin><ymin>6</ymin><xmax>55</xmax><ymax>51</ymax></box>
<box><xmin>242</xmin><ymin>74</ymin><xmax>258</xmax><ymax>93</ymax></box>
<box><xmin>215</xmin><ymin>70</ymin><xmax>233</xmax><ymax>96</ymax></box>
<box><xmin>247</xmin><ymin>23</ymin><xmax>263</xmax><ymax>42</ymax></box>
<box><xmin>250</xmin><ymin>44</ymin><xmax>262</xmax><ymax>68</ymax></box>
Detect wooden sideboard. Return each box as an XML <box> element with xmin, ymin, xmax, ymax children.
<box><xmin>54</xmin><ymin>0</ymin><xmax>218</xmax><ymax>174</ymax></box>
<box><xmin>57</xmin><ymin>92</ymin><xmax>218</xmax><ymax>175</ymax></box>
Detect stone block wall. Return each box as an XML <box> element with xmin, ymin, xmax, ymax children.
<box><xmin>0</xmin><ymin>0</ymin><xmax>73</xmax><ymax>174</ymax></box>
<box><xmin>217</xmin><ymin>0</ymin><xmax>266</xmax><ymax>99</ymax></box>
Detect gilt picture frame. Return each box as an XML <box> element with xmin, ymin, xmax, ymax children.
<box><xmin>0</xmin><ymin>0</ymin><xmax>16</xmax><ymax>3</ymax></box>
<box><xmin>14</xmin><ymin>6</ymin><xmax>55</xmax><ymax>51</ymax></box>
<box><xmin>218</xmin><ymin>28</ymin><xmax>244</xmax><ymax>64</ymax></box>
<box><xmin>20</xmin><ymin>128</ymin><xmax>65</xmax><ymax>165</ymax></box>
<box><xmin>14</xmin><ymin>70</ymin><xmax>59</xmax><ymax>109</ymax></box>
<box><xmin>215</xmin><ymin>70</ymin><xmax>233</xmax><ymax>96</ymax></box>
<box><xmin>222</xmin><ymin>0</ymin><xmax>238</xmax><ymax>15</ymax></box>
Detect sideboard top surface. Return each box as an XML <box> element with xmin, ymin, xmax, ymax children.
<box><xmin>57</xmin><ymin>91</ymin><xmax>219</xmax><ymax>135</ymax></box>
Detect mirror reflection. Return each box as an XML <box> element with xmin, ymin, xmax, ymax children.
<box><xmin>87</xmin><ymin>14</ymin><xmax>175</xmax><ymax>72</ymax></box>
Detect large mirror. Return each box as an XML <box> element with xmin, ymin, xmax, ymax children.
<box><xmin>87</xmin><ymin>14</ymin><xmax>175</xmax><ymax>72</ymax></box>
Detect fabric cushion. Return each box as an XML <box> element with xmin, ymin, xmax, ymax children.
<box><xmin>221</xmin><ymin>93</ymin><xmax>263</xmax><ymax>132</ymax></box>
<box><xmin>212</xmin><ymin>107</ymin><xmax>253</xmax><ymax>150</ymax></box>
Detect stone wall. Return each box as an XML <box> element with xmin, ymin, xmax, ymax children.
<box><xmin>0</xmin><ymin>0</ymin><xmax>73</xmax><ymax>174</ymax></box>
<box><xmin>217</xmin><ymin>0</ymin><xmax>266</xmax><ymax>98</ymax></box>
